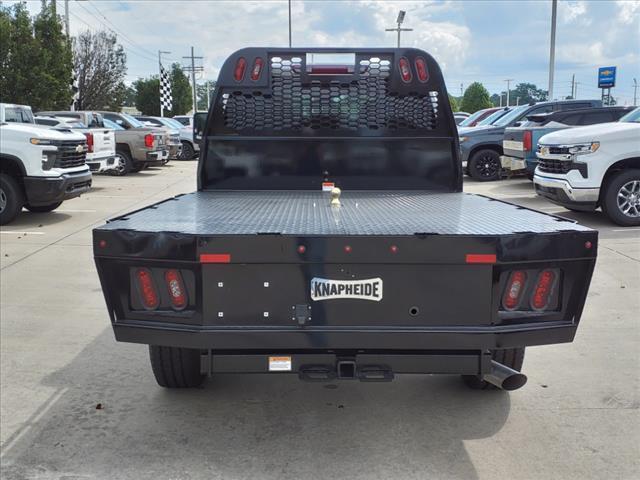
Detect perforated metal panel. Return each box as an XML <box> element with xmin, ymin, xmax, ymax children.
<box><xmin>102</xmin><ymin>191</ymin><xmax>591</xmax><ymax>236</ymax></box>
<box><xmin>221</xmin><ymin>55</ymin><xmax>439</xmax><ymax>133</ymax></box>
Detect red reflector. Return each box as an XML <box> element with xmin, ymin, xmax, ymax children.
<box><xmin>250</xmin><ymin>57</ymin><xmax>264</xmax><ymax>81</ymax></box>
<box><xmin>390</xmin><ymin>245</ymin><xmax>399</xmax><ymax>254</ymax></box>
<box><xmin>523</xmin><ymin>130</ymin><xmax>532</xmax><ymax>152</ymax></box>
<box><xmin>502</xmin><ymin>271</ymin><xmax>527</xmax><ymax>311</ymax></box>
<box><xmin>234</xmin><ymin>57</ymin><xmax>246</xmax><ymax>81</ymax></box>
<box><xmin>398</xmin><ymin>57</ymin><xmax>412</xmax><ymax>82</ymax></box>
<box><xmin>165</xmin><ymin>269</ymin><xmax>187</xmax><ymax>310</ymax></box>
<box><xmin>531</xmin><ymin>269</ymin><xmax>557</xmax><ymax>311</ymax></box>
<box><xmin>309</xmin><ymin>66</ymin><xmax>351</xmax><ymax>74</ymax></box>
<box><xmin>144</xmin><ymin>133</ymin><xmax>154</xmax><ymax>148</ymax></box>
<box><xmin>344</xmin><ymin>245</ymin><xmax>352</xmax><ymax>253</ymax></box>
<box><xmin>414</xmin><ymin>57</ymin><xmax>429</xmax><ymax>82</ymax></box>
<box><xmin>465</xmin><ymin>254</ymin><xmax>496</xmax><ymax>264</ymax></box>
<box><xmin>297</xmin><ymin>245</ymin><xmax>306</xmax><ymax>254</ymax></box>
<box><xmin>200</xmin><ymin>253</ymin><xmax>231</xmax><ymax>263</ymax></box>
<box><xmin>85</xmin><ymin>132</ymin><xmax>94</xmax><ymax>153</ymax></box>
<box><xmin>135</xmin><ymin>268</ymin><xmax>159</xmax><ymax>310</ymax></box>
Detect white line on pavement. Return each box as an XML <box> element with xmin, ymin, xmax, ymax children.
<box><xmin>0</xmin><ymin>231</ymin><xmax>45</xmax><ymax>235</ymax></box>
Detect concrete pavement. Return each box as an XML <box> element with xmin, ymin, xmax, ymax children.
<box><xmin>1</xmin><ymin>163</ymin><xmax>638</xmax><ymax>479</ymax></box>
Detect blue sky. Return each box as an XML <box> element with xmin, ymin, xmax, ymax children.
<box><xmin>9</xmin><ymin>0</ymin><xmax>640</xmax><ymax>104</ymax></box>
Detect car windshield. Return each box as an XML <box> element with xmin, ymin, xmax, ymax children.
<box><xmin>619</xmin><ymin>107</ymin><xmax>640</xmax><ymax>123</ymax></box>
<box><xmin>162</xmin><ymin>118</ymin><xmax>185</xmax><ymax>129</ymax></box>
<box><xmin>477</xmin><ymin>108</ymin><xmax>510</xmax><ymax>126</ymax></box>
<box><xmin>4</xmin><ymin>106</ymin><xmax>34</xmax><ymax>124</ymax></box>
<box><xmin>492</xmin><ymin>104</ymin><xmax>530</xmax><ymax>127</ymax></box>
<box><xmin>120</xmin><ymin>113</ymin><xmax>145</xmax><ymax>128</ymax></box>
<box><xmin>458</xmin><ymin>109</ymin><xmax>489</xmax><ymax>127</ymax></box>
<box><xmin>103</xmin><ymin>118</ymin><xmax>125</xmax><ymax>130</ymax></box>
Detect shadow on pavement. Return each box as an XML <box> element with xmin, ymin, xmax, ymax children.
<box><xmin>2</xmin><ymin>329</ymin><xmax>511</xmax><ymax>479</ymax></box>
<box><xmin>10</xmin><ymin>211</ymin><xmax>72</xmax><ymax>228</ymax></box>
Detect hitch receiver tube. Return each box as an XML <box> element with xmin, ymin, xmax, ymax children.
<box><xmin>481</xmin><ymin>360</ymin><xmax>527</xmax><ymax>391</ymax></box>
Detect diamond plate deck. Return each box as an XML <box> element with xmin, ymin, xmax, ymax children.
<box><xmin>101</xmin><ymin>191</ymin><xmax>592</xmax><ymax>236</ymax></box>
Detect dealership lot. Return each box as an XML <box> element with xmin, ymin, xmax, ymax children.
<box><xmin>1</xmin><ymin>163</ymin><xmax>638</xmax><ymax>479</ymax></box>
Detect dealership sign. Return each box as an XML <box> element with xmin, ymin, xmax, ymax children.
<box><xmin>598</xmin><ymin>67</ymin><xmax>616</xmax><ymax>89</ymax></box>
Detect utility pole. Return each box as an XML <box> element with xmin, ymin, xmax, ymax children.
<box><xmin>499</xmin><ymin>92</ymin><xmax>503</xmax><ymax>107</ymax></box>
<box><xmin>634</xmin><ymin>78</ymin><xmax>638</xmax><ymax>106</ymax></box>
<box><xmin>504</xmin><ymin>79</ymin><xmax>514</xmax><ymax>106</ymax></box>
<box><xmin>158</xmin><ymin>50</ymin><xmax>171</xmax><ymax>117</ymax></box>
<box><xmin>183</xmin><ymin>47</ymin><xmax>204</xmax><ymax>114</ymax></box>
<box><xmin>516</xmin><ymin>97</ymin><xmax>520</xmax><ymax>106</ymax></box>
<box><xmin>548</xmin><ymin>0</ymin><xmax>557</xmax><ymax>100</ymax></box>
<box><xmin>288</xmin><ymin>0</ymin><xmax>292</xmax><ymax>47</ymax></box>
<box><xmin>460</xmin><ymin>83</ymin><xmax>463</xmax><ymax>97</ymax></box>
<box><xmin>385</xmin><ymin>10</ymin><xmax>413</xmax><ymax>47</ymax></box>
<box><xmin>64</xmin><ymin>0</ymin><xmax>69</xmax><ymax>38</ymax></box>
<box><xmin>571</xmin><ymin>74</ymin><xmax>575</xmax><ymax>99</ymax></box>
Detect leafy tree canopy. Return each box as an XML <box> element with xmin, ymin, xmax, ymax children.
<box><xmin>460</xmin><ymin>82</ymin><xmax>493</xmax><ymax>113</ymax></box>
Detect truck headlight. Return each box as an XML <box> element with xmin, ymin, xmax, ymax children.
<box><xmin>567</xmin><ymin>142</ymin><xmax>599</xmax><ymax>155</ymax></box>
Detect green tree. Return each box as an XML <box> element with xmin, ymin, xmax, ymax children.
<box><xmin>197</xmin><ymin>80</ymin><xmax>216</xmax><ymax>111</ymax></box>
<box><xmin>511</xmin><ymin>83</ymin><xmax>548</xmax><ymax>105</ymax></box>
<box><xmin>134</xmin><ymin>76</ymin><xmax>161</xmax><ymax>115</ymax></box>
<box><xmin>74</xmin><ymin>30</ymin><xmax>127</xmax><ymax>110</ymax></box>
<box><xmin>169</xmin><ymin>63</ymin><xmax>192</xmax><ymax>115</ymax></box>
<box><xmin>448</xmin><ymin>93</ymin><xmax>459</xmax><ymax>112</ymax></box>
<box><xmin>460</xmin><ymin>82</ymin><xmax>493</xmax><ymax>113</ymax></box>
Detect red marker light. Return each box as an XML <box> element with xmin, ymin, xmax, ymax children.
<box><xmin>165</xmin><ymin>269</ymin><xmax>188</xmax><ymax>310</ymax></box>
<box><xmin>251</xmin><ymin>57</ymin><xmax>264</xmax><ymax>81</ymax></box>
<box><xmin>398</xmin><ymin>57</ymin><xmax>412</xmax><ymax>83</ymax></box>
<box><xmin>502</xmin><ymin>271</ymin><xmax>527</xmax><ymax>311</ymax></box>
<box><xmin>390</xmin><ymin>245</ymin><xmax>399</xmax><ymax>254</ymax></box>
<box><xmin>297</xmin><ymin>245</ymin><xmax>306</xmax><ymax>254</ymax></box>
<box><xmin>414</xmin><ymin>57</ymin><xmax>429</xmax><ymax>82</ymax></box>
<box><xmin>531</xmin><ymin>269</ymin><xmax>557</xmax><ymax>311</ymax></box>
<box><xmin>98</xmin><ymin>239</ymin><xmax>107</xmax><ymax>248</ymax></box>
<box><xmin>135</xmin><ymin>268</ymin><xmax>159</xmax><ymax>310</ymax></box>
<box><xmin>234</xmin><ymin>57</ymin><xmax>246</xmax><ymax>81</ymax></box>
<box><xmin>344</xmin><ymin>245</ymin><xmax>352</xmax><ymax>253</ymax></box>
<box><xmin>585</xmin><ymin>241</ymin><xmax>592</xmax><ymax>249</ymax></box>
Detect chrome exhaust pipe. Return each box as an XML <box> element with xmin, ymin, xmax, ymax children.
<box><xmin>481</xmin><ymin>360</ymin><xmax>528</xmax><ymax>391</ymax></box>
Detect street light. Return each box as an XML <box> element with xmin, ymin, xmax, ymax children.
<box><xmin>385</xmin><ymin>10</ymin><xmax>413</xmax><ymax>48</ymax></box>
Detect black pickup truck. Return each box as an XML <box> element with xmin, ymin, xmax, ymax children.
<box><xmin>94</xmin><ymin>48</ymin><xmax>597</xmax><ymax>392</ymax></box>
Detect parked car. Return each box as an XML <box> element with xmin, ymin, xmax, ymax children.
<box><xmin>97</xmin><ymin>112</ymin><xmax>168</xmax><ymax>175</ymax></box>
<box><xmin>35</xmin><ymin>113</ymin><xmax>118</xmax><ymax>174</ymax></box>
<box><xmin>457</xmin><ymin>107</ymin><xmax>502</xmax><ymax>128</ymax></box>
<box><xmin>134</xmin><ymin>116</ymin><xmax>182</xmax><ymax>160</ymax></box>
<box><xmin>502</xmin><ymin>107</ymin><xmax>633</xmax><ymax>179</ymax></box>
<box><xmin>0</xmin><ymin>103</ymin><xmax>91</xmax><ymax>225</ymax></box>
<box><xmin>172</xmin><ymin>115</ymin><xmax>192</xmax><ymax>127</ymax></box>
<box><xmin>534</xmin><ymin>107</ymin><xmax>640</xmax><ymax>226</ymax></box>
<box><xmin>93</xmin><ymin>47</ymin><xmax>597</xmax><ymax>392</ymax></box>
<box><xmin>135</xmin><ymin>116</ymin><xmax>198</xmax><ymax>160</ymax></box>
<box><xmin>459</xmin><ymin>99</ymin><xmax>602</xmax><ymax>181</ymax></box>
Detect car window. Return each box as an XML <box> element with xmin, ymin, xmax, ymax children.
<box><xmin>103</xmin><ymin>118</ymin><xmax>125</xmax><ymax>130</ymax></box>
<box><xmin>4</xmin><ymin>106</ymin><xmax>34</xmax><ymax>123</ymax></box>
<box><xmin>477</xmin><ymin>108</ymin><xmax>510</xmax><ymax>126</ymax></box>
<box><xmin>493</xmin><ymin>105</ymin><xmax>530</xmax><ymax>127</ymax></box>
<box><xmin>559</xmin><ymin>113</ymin><xmax>583</xmax><ymax>125</ymax></box>
<box><xmin>120</xmin><ymin>113</ymin><xmax>144</xmax><ymax>128</ymax></box>
<box><xmin>619</xmin><ymin>108</ymin><xmax>640</xmax><ymax>123</ymax></box>
<box><xmin>87</xmin><ymin>113</ymin><xmax>103</xmax><ymax>128</ymax></box>
<box><xmin>141</xmin><ymin>117</ymin><xmax>163</xmax><ymax>126</ymax></box>
<box><xmin>557</xmin><ymin>102</ymin><xmax>591</xmax><ymax>111</ymax></box>
<box><xmin>581</xmin><ymin>112</ymin><xmax>613</xmax><ymax>125</ymax></box>
<box><xmin>173</xmin><ymin>117</ymin><xmax>190</xmax><ymax>126</ymax></box>
<box><xmin>527</xmin><ymin>105</ymin><xmax>554</xmax><ymax>116</ymax></box>
<box><xmin>458</xmin><ymin>110</ymin><xmax>488</xmax><ymax>127</ymax></box>
<box><xmin>35</xmin><ymin>118</ymin><xmax>58</xmax><ymax>126</ymax></box>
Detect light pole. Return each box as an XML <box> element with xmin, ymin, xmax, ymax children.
<box><xmin>504</xmin><ymin>79</ymin><xmax>514</xmax><ymax>106</ymax></box>
<box><xmin>634</xmin><ymin>78</ymin><xmax>638</xmax><ymax>106</ymax></box>
<box><xmin>548</xmin><ymin>0</ymin><xmax>557</xmax><ymax>100</ymax></box>
<box><xmin>288</xmin><ymin>0</ymin><xmax>292</xmax><ymax>47</ymax></box>
<box><xmin>385</xmin><ymin>10</ymin><xmax>413</xmax><ymax>48</ymax></box>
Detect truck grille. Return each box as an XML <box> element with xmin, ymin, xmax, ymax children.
<box><xmin>222</xmin><ymin>55</ymin><xmax>439</xmax><ymax>133</ymax></box>
<box><xmin>537</xmin><ymin>158</ymin><xmax>572</xmax><ymax>174</ymax></box>
<box><xmin>53</xmin><ymin>140</ymin><xmax>87</xmax><ymax>168</ymax></box>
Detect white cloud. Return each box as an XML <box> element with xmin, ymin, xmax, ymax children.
<box><xmin>559</xmin><ymin>0</ymin><xmax>591</xmax><ymax>26</ymax></box>
<box><xmin>616</xmin><ymin>0</ymin><xmax>640</xmax><ymax>24</ymax></box>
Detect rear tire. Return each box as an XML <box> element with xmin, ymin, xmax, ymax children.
<box><xmin>149</xmin><ymin>345</ymin><xmax>205</xmax><ymax>388</ymax></box>
<box><xmin>179</xmin><ymin>141</ymin><xmax>195</xmax><ymax>160</ymax></box>
<box><xmin>25</xmin><ymin>201</ymin><xmax>62</xmax><ymax>213</ymax></box>
<box><xmin>462</xmin><ymin>348</ymin><xmax>525</xmax><ymax>390</ymax></box>
<box><xmin>601</xmin><ymin>169</ymin><xmax>640</xmax><ymax>227</ymax></box>
<box><xmin>468</xmin><ymin>149</ymin><xmax>502</xmax><ymax>181</ymax></box>
<box><xmin>0</xmin><ymin>173</ymin><xmax>24</xmax><ymax>225</ymax></box>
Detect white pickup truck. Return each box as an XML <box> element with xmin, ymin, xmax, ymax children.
<box><xmin>534</xmin><ymin>107</ymin><xmax>640</xmax><ymax>226</ymax></box>
<box><xmin>0</xmin><ymin>103</ymin><xmax>92</xmax><ymax>225</ymax></box>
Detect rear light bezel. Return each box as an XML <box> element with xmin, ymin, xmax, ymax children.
<box><xmin>497</xmin><ymin>266</ymin><xmax>563</xmax><ymax>318</ymax></box>
<box><xmin>134</xmin><ymin>267</ymin><xmax>160</xmax><ymax>311</ymax></box>
<box><xmin>165</xmin><ymin>269</ymin><xmax>188</xmax><ymax>311</ymax></box>
<box><xmin>530</xmin><ymin>269</ymin><xmax>559</xmax><ymax>311</ymax></box>
<box><xmin>250</xmin><ymin>57</ymin><xmax>264</xmax><ymax>81</ymax></box>
<box><xmin>128</xmin><ymin>266</ymin><xmax>196</xmax><ymax>315</ymax></box>
<box><xmin>234</xmin><ymin>57</ymin><xmax>247</xmax><ymax>82</ymax></box>
<box><xmin>414</xmin><ymin>57</ymin><xmax>429</xmax><ymax>83</ymax></box>
<box><xmin>501</xmin><ymin>270</ymin><xmax>528</xmax><ymax>311</ymax></box>
<box><xmin>398</xmin><ymin>57</ymin><xmax>412</xmax><ymax>83</ymax></box>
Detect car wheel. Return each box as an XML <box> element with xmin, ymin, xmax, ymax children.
<box><xmin>462</xmin><ymin>348</ymin><xmax>525</xmax><ymax>390</ymax></box>
<box><xmin>0</xmin><ymin>173</ymin><xmax>24</xmax><ymax>225</ymax></box>
<box><xmin>112</xmin><ymin>150</ymin><xmax>133</xmax><ymax>176</ymax></box>
<box><xmin>149</xmin><ymin>345</ymin><xmax>205</xmax><ymax>388</ymax></box>
<box><xmin>179</xmin><ymin>141</ymin><xmax>195</xmax><ymax>160</ymax></box>
<box><xmin>602</xmin><ymin>169</ymin><xmax>640</xmax><ymax>227</ymax></box>
<box><xmin>25</xmin><ymin>201</ymin><xmax>63</xmax><ymax>213</ymax></box>
<box><xmin>468</xmin><ymin>149</ymin><xmax>502</xmax><ymax>181</ymax></box>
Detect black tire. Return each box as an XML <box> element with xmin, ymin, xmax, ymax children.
<box><xmin>112</xmin><ymin>150</ymin><xmax>134</xmax><ymax>176</ymax></box>
<box><xmin>131</xmin><ymin>162</ymin><xmax>146</xmax><ymax>173</ymax></box>
<box><xmin>179</xmin><ymin>141</ymin><xmax>195</xmax><ymax>160</ymax></box>
<box><xmin>462</xmin><ymin>348</ymin><xmax>525</xmax><ymax>390</ymax></box>
<box><xmin>0</xmin><ymin>173</ymin><xmax>24</xmax><ymax>225</ymax></box>
<box><xmin>149</xmin><ymin>345</ymin><xmax>205</xmax><ymax>388</ymax></box>
<box><xmin>468</xmin><ymin>149</ymin><xmax>502</xmax><ymax>181</ymax></box>
<box><xmin>25</xmin><ymin>201</ymin><xmax>62</xmax><ymax>213</ymax></box>
<box><xmin>601</xmin><ymin>169</ymin><xmax>640</xmax><ymax>227</ymax></box>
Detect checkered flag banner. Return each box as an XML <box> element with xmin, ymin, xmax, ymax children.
<box><xmin>160</xmin><ymin>64</ymin><xmax>173</xmax><ymax>111</ymax></box>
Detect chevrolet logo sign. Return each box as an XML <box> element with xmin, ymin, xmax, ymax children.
<box><xmin>601</xmin><ymin>70</ymin><xmax>613</xmax><ymax>76</ymax></box>
<box><xmin>75</xmin><ymin>144</ymin><xmax>85</xmax><ymax>153</ymax></box>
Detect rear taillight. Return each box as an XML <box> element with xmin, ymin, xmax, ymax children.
<box><xmin>234</xmin><ymin>57</ymin><xmax>246</xmax><ymax>81</ymax></box>
<box><xmin>414</xmin><ymin>57</ymin><xmax>429</xmax><ymax>82</ymax></box>
<box><xmin>165</xmin><ymin>269</ymin><xmax>188</xmax><ymax>310</ymax></box>
<box><xmin>84</xmin><ymin>132</ymin><xmax>94</xmax><ymax>153</ymax></box>
<box><xmin>144</xmin><ymin>133</ymin><xmax>154</xmax><ymax>148</ymax></box>
<box><xmin>502</xmin><ymin>271</ymin><xmax>527</xmax><ymax>311</ymax></box>
<box><xmin>531</xmin><ymin>269</ymin><xmax>557</xmax><ymax>311</ymax></box>
<box><xmin>398</xmin><ymin>57</ymin><xmax>412</xmax><ymax>83</ymax></box>
<box><xmin>250</xmin><ymin>57</ymin><xmax>264</xmax><ymax>81</ymax></box>
<box><xmin>523</xmin><ymin>130</ymin><xmax>532</xmax><ymax>152</ymax></box>
<box><xmin>135</xmin><ymin>268</ymin><xmax>159</xmax><ymax>310</ymax></box>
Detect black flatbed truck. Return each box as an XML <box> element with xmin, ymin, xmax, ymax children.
<box><xmin>94</xmin><ymin>48</ymin><xmax>597</xmax><ymax>391</ymax></box>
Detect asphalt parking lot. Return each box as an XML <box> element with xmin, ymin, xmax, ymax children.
<box><xmin>1</xmin><ymin>163</ymin><xmax>638</xmax><ymax>480</ymax></box>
